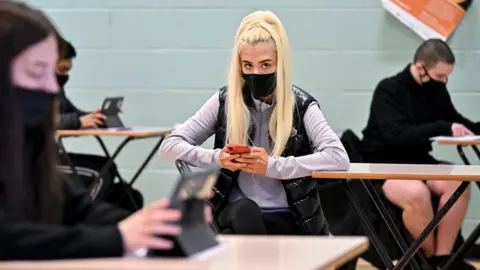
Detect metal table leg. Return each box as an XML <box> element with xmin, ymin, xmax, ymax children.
<box><xmin>88</xmin><ymin>136</ymin><xmax>165</xmax><ymax>209</ymax></box>
<box><xmin>124</xmin><ymin>136</ymin><xmax>164</xmax><ymax>187</ymax></box>
<box><xmin>342</xmin><ymin>179</ymin><xmax>395</xmax><ymax>269</ymax></box>
<box><xmin>57</xmin><ymin>136</ymin><xmax>82</xmax><ymax>189</ymax></box>
<box><xmin>394</xmin><ymin>181</ymin><xmax>471</xmax><ymax>269</ymax></box>
<box><xmin>59</xmin><ymin>135</ymin><xmax>165</xmax><ymax>209</ymax></box>
<box><xmin>443</xmin><ymin>145</ymin><xmax>480</xmax><ymax>268</ymax></box>
<box><xmin>92</xmin><ymin>135</ymin><xmax>164</xmax><ymax>186</ymax></box>
<box><xmin>361</xmin><ymin>180</ymin><xmax>428</xmax><ymax>270</ymax></box>
<box><xmin>93</xmin><ymin>136</ymin><xmax>127</xmax><ymax>183</ymax></box>
<box><xmin>457</xmin><ymin>146</ymin><xmax>471</xmax><ymax>165</ymax></box>
<box><xmin>444</xmin><ymin>223</ymin><xmax>480</xmax><ymax>269</ymax></box>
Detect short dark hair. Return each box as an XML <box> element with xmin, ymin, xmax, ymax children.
<box><xmin>413</xmin><ymin>39</ymin><xmax>455</xmax><ymax>68</ymax></box>
<box><xmin>58</xmin><ymin>35</ymin><xmax>77</xmax><ymax>59</ymax></box>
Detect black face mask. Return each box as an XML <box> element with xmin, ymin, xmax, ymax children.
<box><xmin>16</xmin><ymin>86</ymin><xmax>56</xmax><ymax>128</ymax></box>
<box><xmin>421</xmin><ymin>66</ymin><xmax>447</xmax><ymax>90</ymax></box>
<box><xmin>56</xmin><ymin>74</ymin><xmax>69</xmax><ymax>88</ymax></box>
<box><xmin>242</xmin><ymin>72</ymin><xmax>276</xmax><ymax>99</ymax></box>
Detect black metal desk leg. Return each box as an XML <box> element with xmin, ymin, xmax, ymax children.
<box><xmin>342</xmin><ymin>179</ymin><xmax>395</xmax><ymax>269</ymax></box>
<box><xmin>127</xmin><ymin>136</ymin><xmax>164</xmax><ymax>186</ymax></box>
<box><xmin>444</xmin><ymin>223</ymin><xmax>480</xmax><ymax>269</ymax></box>
<box><xmin>90</xmin><ymin>136</ymin><xmax>165</xmax><ymax>209</ymax></box>
<box><xmin>94</xmin><ymin>135</ymin><xmax>112</xmax><ymax>159</ymax></box>
<box><xmin>94</xmin><ymin>136</ymin><xmax>127</xmax><ymax>183</ymax></box>
<box><xmin>457</xmin><ymin>146</ymin><xmax>471</xmax><ymax>165</ymax></box>
<box><xmin>87</xmin><ymin>137</ymin><xmax>137</xmax><ymax>207</ymax></box>
<box><xmin>394</xmin><ymin>181</ymin><xmax>470</xmax><ymax>270</ymax></box>
<box><xmin>361</xmin><ymin>180</ymin><xmax>426</xmax><ymax>270</ymax></box>
<box><xmin>57</xmin><ymin>136</ymin><xmax>82</xmax><ymax>187</ymax></box>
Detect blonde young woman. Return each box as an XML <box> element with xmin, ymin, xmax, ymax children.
<box><xmin>160</xmin><ymin>11</ymin><xmax>349</xmax><ymax>235</ymax></box>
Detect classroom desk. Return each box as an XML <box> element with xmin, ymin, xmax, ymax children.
<box><xmin>56</xmin><ymin>127</ymin><xmax>173</xmax><ymax>206</ymax></box>
<box><xmin>434</xmin><ymin>138</ymin><xmax>480</xmax><ymax>268</ymax></box>
<box><xmin>0</xmin><ymin>235</ymin><xmax>369</xmax><ymax>270</ymax></box>
<box><xmin>313</xmin><ymin>163</ymin><xmax>480</xmax><ymax>270</ymax></box>
<box><xmin>434</xmin><ymin>137</ymin><xmax>480</xmax><ymax>165</ymax></box>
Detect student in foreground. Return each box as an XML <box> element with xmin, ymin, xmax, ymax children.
<box><xmin>0</xmin><ymin>1</ymin><xmax>210</xmax><ymax>260</ymax></box>
<box><xmin>362</xmin><ymin>39</ymin><xmax>477</xmax><ymax>269</ymax></box>
<box><xmin>160</xmin><ymin>10</ymin><xmax>349</xmax><ymax>236</ymax></box>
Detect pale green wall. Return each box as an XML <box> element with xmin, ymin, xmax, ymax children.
<box><xmin>26</xmin><ymin>0</ymin><xmax>480</xmax><ymax>235</ymax></box>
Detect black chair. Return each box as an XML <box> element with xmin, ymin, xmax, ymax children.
<box><xmin>174</xmin><ymin>160</ymin><xmax>222</xmax><ymax>233</ymax></box>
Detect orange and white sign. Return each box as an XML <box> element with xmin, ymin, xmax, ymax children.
<box><xmin>382</xmin><ymin>0</ymin><xmax>472</xmax><ymax>40</ymax></box>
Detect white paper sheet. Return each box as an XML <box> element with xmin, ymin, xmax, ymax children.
<box><xmin>430</xmin><ymin>136</ymin><xmax>480</xmax><ymax>142</ymax></box>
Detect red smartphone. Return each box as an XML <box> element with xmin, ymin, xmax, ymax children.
<box><xmin>226</xmin><ymin>144</ymin><xmax>251</xmax><ymax>154</ymax></box>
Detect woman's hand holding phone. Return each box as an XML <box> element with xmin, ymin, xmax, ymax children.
<box><xmin>220</xmin><ymin>144</ymin><xmax>268</xmax><ymax>175</ymax></box>
<box><xmin>235</xmin><ymin>147</ymin><xmax>268</xmax><ymax>176</ymax></box>
<box><xmin>226</xmin><ymin>144</ymin><xmax>251</xmax><ymax>154</ymax></box>
<box><xmin>219</xmin><ymin>146</ymin><xmax>245</xmax><ymax>172</ymax></box>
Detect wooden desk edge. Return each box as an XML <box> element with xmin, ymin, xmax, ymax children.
<box><xmin>57</xmin><ymin>129</ymin><xmax>174</xmax><ymax>138</ymax></box>
<box><xmin>312</xmin><ymin>172</ymin><xmax>480</xmax><ymax>181</ymax></box>
<box><xmin>436</xmin><ymin>140</ymin><xmax>480</xmax><ymax>146</ymax></box>
<box><xmin>322</xmin><ymin>241</ymin><xmax>369</xmax><ymax>270</ymax></box>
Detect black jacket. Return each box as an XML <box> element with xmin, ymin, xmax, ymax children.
<box><xmin>58</xmin><ymin>87</ymin><xmax>88</xmax><ymax>130</ymax></box>
<box><xmin>362</xmin><ymin>64</ymin><xmax>480</xmax><ymax>163</ymax></box>
<box><xmin>0</xmin><ymin>181</ymin><xmax>130</xmax><ymax>260</ymax></box>
<box><xmin>210</xmin><ymin>86</ymin><xmax>329</xmax><ymax>235</ymax></box>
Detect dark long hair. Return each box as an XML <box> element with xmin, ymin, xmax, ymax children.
<box><xmin>0</xmin><ymin>1</ymin><xmax>63</xmax><ymax>223</ymax></box>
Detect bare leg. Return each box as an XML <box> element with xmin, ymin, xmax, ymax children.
<box><xmin>382</xmin><ymin>180</ymin><xmax>436</xmax><ymax>257</ymax></box>
<box><xmin>426</xmin><ymin>180</ymin><xmax>471</xmax><ymax>255</ymax></box>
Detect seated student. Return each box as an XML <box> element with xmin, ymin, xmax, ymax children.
<box><xmin>55</xmin><ymin>37</ymin><xmax>105</xmax><ymax>129</ymax></box>
<box><xmin>0</xmin><ymin>1</ymin><xmax>210</xmax><ymax>260</ymax></box>
<box><xmin>54</xmin><ymin>36</ymin><xmax>126</xmax><ymax>204</ymax></box>
<box><xmin>362</xmin><ymin>38</ymin><xmax>477</xmax><ymax>270</ymax></box>
<box><xmin>160</xmin><ymin>10</ymin><xmax>350</xmax><ymax>236</ymax></box>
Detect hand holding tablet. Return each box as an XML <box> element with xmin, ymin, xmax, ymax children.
<box><xmin>148</xmin><ymin>169</ymin><xmax>221</xmax><ymax>258</ymax></box>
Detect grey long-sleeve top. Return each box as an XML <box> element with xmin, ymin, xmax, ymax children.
<box><xmin>159</xmin><ymin>92</ymin><xmax>350</xmax><ymax>209</ymax></box>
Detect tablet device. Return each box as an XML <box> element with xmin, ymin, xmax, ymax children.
<box><xmin>100</xmin><ymin>97</ymin><xmax>125</xmax><ymax>128</ymax></box>
<box><xmin>101</xmin><ymin>96</ymin><xmax>124</xmax><ymax>115</ymax></box>
<box><xmin>170</xmin><ymin>169</ymin><xmax>219</xmax><ymax>206</ymax></box>
<box><xmin>148</xmin><ymin>169</ymin><xmax>221</xmax><ymax>258</ymax></box>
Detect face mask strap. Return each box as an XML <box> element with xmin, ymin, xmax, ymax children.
<box><xmin>421</xmin><ymin>65</ymin><xmax>434</xmax><ymax>82</ymax></box>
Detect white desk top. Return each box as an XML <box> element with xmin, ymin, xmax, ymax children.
<box><xmin>0</xmin><ymin>236</ymin><xmax>368</xmax><ymax>270</ymax></box>
<box><xmin>313</xmin><ymin>163</ymin><xmax>480</xmax><ymax>181</ymax></box>
<box><xmin>57</xmin><ymin>127</ymin><xmax>174</xmax><ymax>138</ymax></box>
<box><xmin>431</xmin><ymin>136</ymin><xmax>480</xmax><ymax>146</ymax></box>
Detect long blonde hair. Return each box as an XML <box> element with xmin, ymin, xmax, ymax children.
<box><xmin>226</xmin><ymin>10</ymin><xmax>294</xmax><ymax>157</ymax></box>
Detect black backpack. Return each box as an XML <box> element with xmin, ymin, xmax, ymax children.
<box><xmin>57</xmin><ymin>152</ymin><xmax>143</xmax><ymax>212</ymax></box>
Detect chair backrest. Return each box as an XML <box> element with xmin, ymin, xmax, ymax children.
<box><xmin>340</xmin><ymin>129</ymin><xmax>364</xmax><ymax>163</ymax></box>
<box><xmin>175</xmin><ymin>159</ymin><xmax>192</xmax><ymax>175</ymax></box>
<box><xmin>317</xmin><ymin>129</ymin><xmax>365</xmax><ymax>235</ymax></box>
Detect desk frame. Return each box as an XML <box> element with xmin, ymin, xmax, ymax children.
<box><xmin>57</xmin><ymin>131</ymin><xmax>167</xmax><ymax>209</ymax></box>
<box><xmin>314</xmin><ymin>164</ymin><xmax>477</xmax><ymax>270</ymax></box>
<box><xmin>435</xmin><ymin>141</ymin><xmax>480</xmax><ymax>269</ymax></box>
<box><xmin>343</xmin><ymin>179</ymin><xmax>469</xmax><ymax>270</ymax></box>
